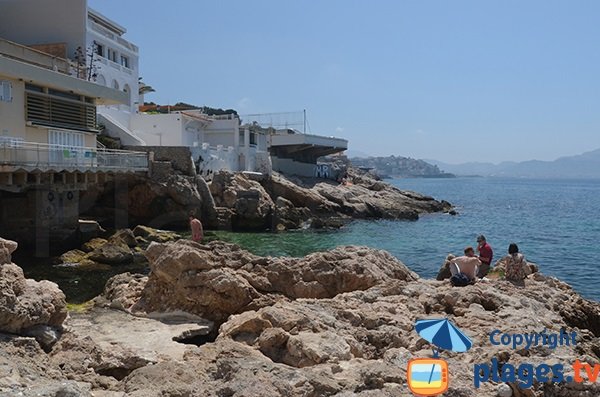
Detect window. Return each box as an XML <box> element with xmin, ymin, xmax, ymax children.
<box><xmin>120</xmin><ymin>55</ymin><xmax>129</xmax><ymax>68</ymax></box>
<box><xmin>107</xmin><ymin>48</ymin><xmax>117</xmax><ymax>63</ymax></box>
<box><xmin>0</xmin><ymin>81</ymin><xmax>12</xmax><ymax>102</ymax></box>
<box><xmin>95</xmin><ymin>42</ymin><xmax>104</xmax><ymax>57</ymax></box>
<box><xmin>25</xmin><ymin>86</ymin><xmax>96</xmax><ymax>132</ymax></box>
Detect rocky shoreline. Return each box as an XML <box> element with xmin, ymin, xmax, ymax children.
<box><xmin>1</xmin><ymin>237</ymin><xmax>600</xmax><ymax>396</ymax></box>
<box><xmin>83</xmin><ymin>167</ymin><xmax>454</xmax><ymax>233</ymax></box>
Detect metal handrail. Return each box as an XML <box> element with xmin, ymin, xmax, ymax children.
<box><xmin>0</xmin><ymin>140</ymin><xmax>148</xmax><ymax>171</ymax></box>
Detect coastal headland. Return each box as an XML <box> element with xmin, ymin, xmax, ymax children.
<box><xmin>1</xmin><ymin>237</ymin><xmax>599</xmax><ymax>396</ymax></box>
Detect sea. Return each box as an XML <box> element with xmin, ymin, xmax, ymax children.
<box><xmin>17</xmin><ymin>177</ymin><xmax>600</xmax><ymax>302</ymax></box>
<box><xmin>214</xmin><ymin>177</ymin><xmax>600</xmax><ymax>302</ymax></box>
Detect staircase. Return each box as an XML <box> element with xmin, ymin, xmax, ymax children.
<box><xmin>98</xmin><ymin>111</ymin><xmax>146</xmax><ymax>146</ymax></box>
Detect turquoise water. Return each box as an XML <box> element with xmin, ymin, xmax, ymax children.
<box><xmin>216</xmin><ymin>177</ymin><xmax>600</xmax><ymax>301</ymax></box>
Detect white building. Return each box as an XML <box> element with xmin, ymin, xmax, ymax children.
<box><xmin>0</xmin><ymin>36</ymin><xmax>148</xmax><ymax>249</ymax></box>
<box><xmin>131</xmin><ymin>110</ymin><xmax>270</xmax><ymax>178</ymax></box>
<box><xmin>0</xmin><ymin>0</ymin><xmax>142</xmax><ymax>144</ymax></box>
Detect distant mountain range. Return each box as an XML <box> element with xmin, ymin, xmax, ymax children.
<box><xmin>350</xmin><ymin>155</ymin><xmax>455</xmax><ymax>178</ymax></box>
<box><xmin>427</xmin><ymin>148</ymin><xmax>600</xmax><ymax>178</ymax></box>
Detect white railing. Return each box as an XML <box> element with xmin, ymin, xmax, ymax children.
<box><xmin>89</xmin><ymin>21</ymin><xmax>139</xmax><ymax>53</ymax></box>
<box><xmin>0</xmin><ymin>140</ymin><xmax>148</xmax><ymax>172</ymax></box>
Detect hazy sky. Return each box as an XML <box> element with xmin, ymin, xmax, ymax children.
<box><xmin>89</xmin><ymin>0</ymin><xmax>600</xmax><ymax>163</ymax></box>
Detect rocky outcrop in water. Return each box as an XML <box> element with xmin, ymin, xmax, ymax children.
<box><xmin>3</xmin><ymin>240</ymin><xmax>600</xmax><ymax>396</ymax></box>
<box><xmin>209</xmin><ymin>168</ymin><xmax>454</xmax><ymax>231</ymax></box>
<box><xmin>57</xmin><ymin>226</ymin><xmax>180</xmax><ymax>268</ymax></box>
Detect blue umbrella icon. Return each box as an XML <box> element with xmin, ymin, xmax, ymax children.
<box><xmin>415</xmin><ymin>318</ymin><xmax>472</xmax><ymax>354</ymax></box>
<box><xmin>415</xmin><ymin>318</ymin><xmax>473</xmax><ymax>384</ymax></box>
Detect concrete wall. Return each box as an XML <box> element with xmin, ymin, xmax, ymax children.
<box><xmin>125</xmin><ymin>145</ymin><xmax>195</xmax><ymax>175</ymax></box>
<box><xmin>271</xmin><ymin>156</ymin><xmax>342</xmax><ymax>180</ymax></box>
<box><xmin>130</xmin><ymin>113</ymin><xmax>184</xmax><ymax>146</ymax></box>
<box><xmin>0</xmin><ymin>188</ymin><xmax>80</xmax><ymax>251</ymax></box>
<box><xmin>192</xmin><ymin>145</ymin><xmax>237</xmax><ymax>179</ymax></box>
<box><xmin>0</xmin><ymin>0</ymin><xmax>87</xmax><ymax>60</ymax></box>
<box><xmin>271</xmin><ymin>156</ymin><xmax>317</xmax><ymax>178</ymax></box>
<box><xmin>0</xmin><ymin>77</ymin><xmax>26</xmax><ymax>139</ymax></box>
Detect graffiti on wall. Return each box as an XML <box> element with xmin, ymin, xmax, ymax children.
<box><xmin>315</xmin><ymin>164</ymin><xmax>330</xmax><ymax>179</ymax></box>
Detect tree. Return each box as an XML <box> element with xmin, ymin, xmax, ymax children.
<box><xmin>73</xmin><ymin>44</ymin><xmax>99</xmax><ymax>81</ymax></box>
<box><xmin>138</xmin><ymin>77</ymin><xmax>156</xmax><ymax>96</ymax></box>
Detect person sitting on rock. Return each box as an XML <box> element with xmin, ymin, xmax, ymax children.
<box><xmin>449</xmin><ymin>246</ymin><xmax>481</xmax><ymax>286</ymax></box>
<box><xmin>189</xmin><ymin>214</ymin><xmax>204</xmax><ymax>243</ymax></box>
<box><xmin>501</xmin><ymin>243</ymin><xmax>530</xmax><ymax>282</ymax></box>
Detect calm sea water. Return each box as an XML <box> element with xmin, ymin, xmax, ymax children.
<box><xmin>215</xmin><ymin>177</ymin><xmax>600</xmax><ymax>301</ymax></box>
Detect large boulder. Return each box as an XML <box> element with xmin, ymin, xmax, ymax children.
<box><xmin>135</xmin><ymin>240</ymin><xmax>417</xmax><ymax>324</ymax></box>
<box><xmin>209</xmin><ymin>172</ymin><xmax>275</xmax><ymax>230</ymax></box>
<box><xmin>88</xmin><ymin>239</ymin><xmax>133</xmax><ymax>265</ymax></box>
<box><xmin>0</xmin><ymin>237</ymin><xmax>18</xmax><ymax>265</ymax></box>
<box><xmin>0</xmin><ymin>263</ymin><xmax>67</xmax><ymax>335</ymax></box>
<box><xmin>81</xmin><ymin>173</ymin><xmax>217</xmax><ymax>230</ymax></box>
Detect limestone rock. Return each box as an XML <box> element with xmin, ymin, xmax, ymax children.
<box><xmin>132</xmin><ymin>225</ymin><xmax>180</xmax><ymax>244</ymax></box>
<box><xmin>81</xmin><ymin>237</ymin><xmax>108</xmax><ymax>253</ymax></box>
<box><xmin>272</xmin><ymin>196</ymin><xmax>312</xmax><ymax>230</ymax></box>
<box><xmin>3</xmin><ymin>243</ymin><xmax>600</xmax><ymax>396</ymax></box>
<box><xmin>111</xmin><ymin>228</ymin><xmax>138</xmax><ymax>247</ymax></box>
<box><xmin>81</xmin><ymin>173</ymin><xmax>217</xmax><ymax>230</ymax></box>
<box><xmin>88</xmin><ymin>239</ymin><xmax>133</xmax><ymax>265</ymax></box>
<box><xmin>100</xmin><ymin>272</ymin><xmax>148</xmax><ymax>311</ymax></box>
<box><xmin>137</xmin><ymin>240</ymin><xmax>416</xmax><ymax>324</ymax></box>
<box><xmin>0</xmin><ymin>237</ymin><xmax>18</xmax><ymax>265</ymax></box>
<box><xmin>210</xmin><ymin>172</ymin><xmax>274</xmax><ymax>230</ymax></box>
<box><xmin>0</xmin><ymin>264</ymin><xmax>67</xmax><ymax>334</ymax></box>
<box><xmin>58</xmin><ymin>249</ymin><xmax>89</xmax><ymax>265</ymax></box>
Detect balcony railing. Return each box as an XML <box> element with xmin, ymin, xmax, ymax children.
<box><xmin>0</xmin><ymin>140</ymin><xmax>148</xmax><ymax>172</ymax></box>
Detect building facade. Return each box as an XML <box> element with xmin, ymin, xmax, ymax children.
<box><xmin>0</xmin><ymin>36</ymin><xmax>148</xmax><ymax>252</ymax></box>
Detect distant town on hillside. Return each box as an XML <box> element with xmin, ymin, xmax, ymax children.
<box><xmin>350</xmin><ymin>156</ymin><xmax>456</xmax><ymax>179</ymax></box>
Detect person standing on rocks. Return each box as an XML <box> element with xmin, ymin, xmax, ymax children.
<box><xmin>476</xmin><ymin>234</ymin><xmax>493</xmax><ymax>277</ymax></box>
<box><xmin>189</xmin><ymin>215</ymin><xmax>204</xmax><ymax>243</ymax></box>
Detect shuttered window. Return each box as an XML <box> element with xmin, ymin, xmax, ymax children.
<box><xmin>0</xmin><ymin>80</ymin><xmax>12</xmax><ymax>102</ymax></box>
<box><xmin>25</xmin><ymin>84</ymin><xmax>97</xmax><ymax>132</ymax></box>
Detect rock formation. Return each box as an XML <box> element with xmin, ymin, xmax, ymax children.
<box><xmin>81</xmin><ymin>172</ymin><xmax>218</xmax><ymax>230</ymax></box>
<box><xmin>209</xmin><ymin>168</ymin><xmax>454</xmax><ymax>231</ymax></box>
<box><xmin>57</xmin><ymin>226</ymin><xmax>180</xmax><ymax>268</ymax></box>
<box><xmin>3</xmin><ymin>240</ymin><xmax>599</xmax><ymax>396</ymax></box>
<box><xmin>0</xmin><ymin>238</ymin><xmax>67</xmax><ymax>350</ymax></box>
<box><xmin>127</xmin><ymin>240</ymin><xmax>417</xmax><ymax>325</ymax></box>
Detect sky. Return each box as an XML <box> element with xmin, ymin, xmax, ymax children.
<box><xmin>89</xmin><ymin>0</ymin><xmax>600</xmax><ymax>163</ymax></box>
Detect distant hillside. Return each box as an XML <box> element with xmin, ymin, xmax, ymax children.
<box><xmin>350</xmin><ymin>155</ymin><xmax>455</xmax><ymax>178</ymax></box>
<box><xmin>428</xmin><ymin>148</ymin><xmax>600</xmax><ymax>178</ymax></box>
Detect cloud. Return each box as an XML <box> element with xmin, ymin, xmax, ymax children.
<box><xmin>335</xmin><ymin>126</ymin><xmax>345</xmax><ymax>133</ymax></box>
